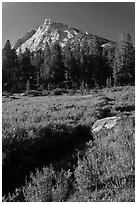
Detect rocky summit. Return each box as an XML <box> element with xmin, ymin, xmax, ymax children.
<box><xmin>14</xmin><ymin>18</ymin><xmax>112</xmax><ymax>54</ymax></box>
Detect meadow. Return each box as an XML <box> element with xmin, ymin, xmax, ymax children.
<box><xmin>2</xmin><ymin>86</ymin><xmax>135</xmax><ymax>201</ymax></box>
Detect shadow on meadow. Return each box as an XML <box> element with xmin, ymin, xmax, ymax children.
<box><xmin>2</xmin><ymin>86</ymin><xmax>135</xmax><ymax>201</ymax></box>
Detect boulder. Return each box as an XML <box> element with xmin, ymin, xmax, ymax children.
<box><xmin>21</xmin><ymin>93</ymin><xmax>27</xmax><ymax>96</ymax></box>
<box><xmin>92</xmin><ymin>116</ymin><xmax>120</xmax><ymax>133</ymax></box>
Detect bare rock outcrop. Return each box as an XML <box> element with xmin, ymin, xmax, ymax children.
<box><xmin>15</xmin><ymin>18</ymin><xmax>111</xmax><ymax>54</ymax></box>
<box><xmin>92</xmin><ymin>116</ymin><xmax>121</xmax><ymax>133</ymax></box>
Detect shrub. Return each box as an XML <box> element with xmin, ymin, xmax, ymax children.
<box><xmin>23</xmin><ymin>167</ymin><xmax>55</xmax><ymax>202</ymax></box>
<box><xmin>115</xmin><ymin>103</ymin><xmax>135</xmax><ymax>112</ymax></box>
<box><xmin>2</xmin><ymin>123</ymin><xmax>91</xmax><ymax>196</ymax></box>
<box><xmin>50</xmin><ymin>88</ymin><xmax>67</xmax><ymax>96</ymax></box>
<box><xmin>2</xmin><ymin>188</ymin><xmax>25</xmax><ymax>202</ymax></box>
<box><xmin>74</xmin><ymin>150</ymin><xmax>100</xmax><ymax>194</ymax></box>
<box><xmin>52</xmin><ymin>169</ymin><xmax>72</xmax><ymax>201</ymax></box>
<box><xmin>3</xmin><ymin>167</ymin><xmax>73</xmax><ymax>202</ymax></box>
<box><xmin>41</xmin><ymin>89</ymin><xmax>51</xmax><ymax>96</ymax></box>
<box><xmin>96</xmin><ymin>105</ymin><xmax>112</xmax><ymax>119</ymax></box>
<box><xmin>2</xmin><ymin>91</ymin><xmax>13</xmax><ymax>97</ymax></box>
<box><xmin>68</xmin><ymin>89</ymin><xmax>75</xmax><ymax>96</ymax></box>
<box><xmin>23</xmin><ymin>90</ymin><xmax>42</xmax><ymax>97</ymax></box>
<box><xmin>74</xmin><ymin>116</ymin><xmax>135</xmax><ymax>201</ymax></box>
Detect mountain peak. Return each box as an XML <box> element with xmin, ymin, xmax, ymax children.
<box><xmin>15</xmin><ymin>18</ymin><xmax>112</xmax><ymax>54</ymax></box>
<box><xmin>44</xmin><ymin>18</ymin><xmax>52</xmax><ymax>25</ymax></box>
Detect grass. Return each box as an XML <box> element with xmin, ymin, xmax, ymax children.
<box><xmin>2</xmin><ymin>86</ymin><xmax>135</xmax><ymax>201</ymax></box>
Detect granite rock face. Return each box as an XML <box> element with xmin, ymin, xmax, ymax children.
<box><xmin>14</xmin><ymin>18</ymin><xmax>112</xmax><ymax>54</ymax></box>
<box><xmin>15</xmin><ymin>19</ymin><xmax>80</xmax><ymax>53</ymax></box>
<box><xmin>92</xmin><ymin>116</ymin><xmax>121</xmax><ymax>133</ymax></box>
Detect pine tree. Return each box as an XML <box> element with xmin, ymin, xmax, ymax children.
<box><xmin>2</xmin><ymin>40</ymin><xmax>20</xmax><ymax>92</ymax></box>
<box><xmin>63</xmin><ymin>43</ymin><xmax>72</xmax><ymax>81</ymax></box>
<box><xmin>50</xmin><ymin>42</ymin><xmax>65</xmax><ymax>88</ymax></box>
<box><xmin>31</xmin><ymin>49</ymin><xmax>44</xmax><ymax>88</ymax></box>
<box><xmin>71</xmin><ymin>39</ymin><xmax>81</xmax><ymax>86</ymax></box>
<box><xmin>40</xmin><ymin>42</ymin><xmax>51</xmax><ymax>88</ymax></box>
<box><xmin>63</xmin><ymin>43</ymin><xmax>78</xmax><ymax>85</ymax></box>
<box><xmin>2</xmin><ymin>40</ymin><xmax>11</xmax><ymax>56</ymax></box>
<box><xmin>113</xmin><ymin>33</ymin><xmax>135</xmax><ymax>86</ymax></box>
<box><xmin>79</xmin><ymin>36</ymin><xmax>89</xmax><ymax>87</ymax></box>
<box><xmin>87</xmin><ymin>37</ymin><xmax>107</xmax><ymax>87</ymax></box>
<box><xmin>2</xmin><ymin>40</ymin><xmax>12</xmax><ymax>90</ymax></box>
<box><xmin>102</xmin><ymin>42</ymin><xmax>116</xmax><ymax>84</ymax></box>
<box><xmin>19</xmin><ymin>48</ymin><xmax>37</xmax><ymax>90</ymax></box>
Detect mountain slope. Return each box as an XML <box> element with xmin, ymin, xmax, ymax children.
<box><xmin>14</xmin><ymin>30</ymin><xmax>36</xmax><ymax>50</ymax></box>
<box><xmin>15</xmin><ymin>19</ymin><xmax>113</xmax><ymax>54</ymax></box>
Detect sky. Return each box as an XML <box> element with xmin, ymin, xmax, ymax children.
<box><xmin>2</xmin><ymin>2</ymin><xmax>135</xmax><ymax>47</ymax></box>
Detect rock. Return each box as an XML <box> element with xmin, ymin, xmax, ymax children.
<box><xmin>10</xmin><ymin>96</ymin><xmax>18</xmax><ymax>100</ymax></box>
<box><xmin>15</xmin><ymin>18</ymin><xmax>111</xmax><ymax>54</ymax></box>
<box><xmin>92</xmin><ymin>116</ymin><xmax>120</xmax><ymax>133</ymax></box>
<box><xmin>21</xmin><ymin>93</ymin><xmax>27</xmax><ymax>96</ymax></box>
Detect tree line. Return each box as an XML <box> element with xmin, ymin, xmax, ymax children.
<box><xmin>2</xmin><ymin>32</ymin><xmax>135</xmax><ymax>93</ymax></box>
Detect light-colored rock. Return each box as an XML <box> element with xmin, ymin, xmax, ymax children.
<box><xmin>15</xmin><ymin>18</ymin><xmax>110</xmax><ymax>54</ymax></box>
<box><xmin>92</xmin><ymin>116</ymin><xmax>121</xmax><ymax>133</ymax></box>
<box><xmin>21</xmin><ymin>93</ymin><xmax>27</xmax><ymax>96</ymax></box>
<box><xmin>16</xmin><ymin>19</ymin><xmax>80</xmax><ymax>53</ymax></box>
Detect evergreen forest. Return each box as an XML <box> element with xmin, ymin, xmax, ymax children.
<box><xmin>2</xmin><ymin>32</ymin><xmax>135</xmax><ymax>93</ymax></box>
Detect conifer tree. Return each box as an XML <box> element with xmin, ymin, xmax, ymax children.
<box><xmin>2</xmin><ymin>40</ymin><xmax>20</xmax><ymax>92</ymax></box>
<box><xmin>87</xmin><ymin>37</ymin><xmax>107</xmax><ymax>87</ymax></box>
<box><xmin>79</xmin><ymin>36</ymin><xmax>89</xmax><ymax>87</ymax></box>
<box><xmin>102</xmin><ymin>43</ymin><xmax>116</xmax><ymax>83</ymax></box>
<box><xmin>63</xmin><ymin>43</ymin><xmax>78</xmax><ymax>85</ymax></box>
<box><xmin>29</xmin><ymin>49</ymin><xmax>44</xmax><ymax>89</ymax></box>
<box><xmin>50</xmin><ymin>42</ymin><xmax>65</xmax><ymax>87</ymax></box>
<box><xmin>19</xmin><ymin>48</ymin><xmax>37</xmax><ymax>90</ymax></box>
<box><xmin>63</xmin><ymin>43</ymin><xmax>72</xmax><ymax>81</ymax></box>
<box><xmin>71</xmin><ymin>39</ymin><xmax>81</xmax><ymax>86</ymax></box>
<box><xmin>40</xmin><ymin>42</ymin><xmax>51</xmax><ymax>87</ymax></box>
<box><xmin>113</xmin><ymin>33</ymin><xmax>135</xmax><ymax>86</ymax></box>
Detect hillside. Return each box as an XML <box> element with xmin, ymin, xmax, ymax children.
<box><xmin>13</xmin><ymin>30</ymin><xmax>36</xmax><ymax>50</ymax></box>
<box><xmin>15</xmin><ymin>18</ymin><xmax>112</xmax><ymax>53</ymax></box>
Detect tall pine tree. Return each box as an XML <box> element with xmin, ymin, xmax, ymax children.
<box><xmin>50</xmin><ymin>42</ymin><xmax>65</xmax><ymax>88</ymax></box>
<box><xmin>2</xmin><ymin>40</ymin><xmax>20</xmax><ymax>92</ymax></box>
<box><xmin>40</xmin><ymin>42</ymin><xmax>51</xmax><ymax>88</ymax></box>
<box><xmin>113</xmin><ymin>33</ymin><xmax>135</xmax><ymax>86</ymax></box>
<box><xmin>87</xmin><ymin>37</ymin><xmax>107</xmax><ymax>87</ymax></box>
<box><xmin>30</xmin><ymin>49</ymin><xmax>44</xmax><ymax>89</ymax></box>
<box><xmin>63</xmin><ymin>42</ymin><xmax>78</xmax><ymax>85</ymax></box>
<box><xmin>19</xmin><ymin>48</ymin><xmax>37</xmax><ymax>90</ymax></box>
